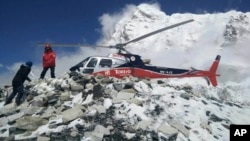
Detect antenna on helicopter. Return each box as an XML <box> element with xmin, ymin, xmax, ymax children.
<box><xmin>37</xmin><ymin>19</ymin><xmax>194</xmax><ymax>54</ymax></box>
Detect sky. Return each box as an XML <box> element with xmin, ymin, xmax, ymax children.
<box><xmin>0</xmin><ymin>0</ymin><xmax>249</xmax><ymax>87</ymax></box>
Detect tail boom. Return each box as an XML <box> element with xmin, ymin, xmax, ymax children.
<box><xmin>188</xmin><ymin>55</ymin><xmax>221</xmax><ymax>86</ymax></box>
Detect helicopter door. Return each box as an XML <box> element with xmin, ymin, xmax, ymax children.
<box><xmin>82</xmin><ymin>57</ymin><xmax>98</xmax><ymax>74</ymax></box>
<box><xmin>95</xmin><ymin>58</ymin><xmax>113</xmax><ymax>73</ymax></box>
<box><xmin>98</xmin><ymin>59</ymin><xmax>112</xmax><ymax>68</ymax></box>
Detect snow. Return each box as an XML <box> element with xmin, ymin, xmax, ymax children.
<box><xmin>1</xmin><ymin>77</ymin><xmax>250</xmax><ymax>140</ymax></box>
<box><xmin>103</xmin><ymin>98</ymin><xmax>112</xmax><ymax>109</ymax></box>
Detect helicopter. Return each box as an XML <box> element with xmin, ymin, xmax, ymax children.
<box><xmin>39</xmin><ymin>19</ymin><xmax>221</xmax><ymax>87</ymax></box>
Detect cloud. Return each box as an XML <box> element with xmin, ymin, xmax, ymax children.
<box><xmin>0</xmin><ymin>62</ymin><xmax>24</xmax><ymax>87</ymax></box>
<box><xmin>0</xmin><ymin>64</ymin><xmax>3</xmax><ymax>68</ymax></box>
<box><xmin>98</xmin><ymin>4</ymin><xmax>137</xmax><ymax>44</ymax></box>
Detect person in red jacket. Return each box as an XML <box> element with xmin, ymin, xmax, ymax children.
<box><xmin>40</xmin><ymin>44</ymin><xmax>56</xmax><ymax>79</ymax></box>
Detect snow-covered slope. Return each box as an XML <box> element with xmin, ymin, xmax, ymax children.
<box><xmin>0</xmin><ymin>3</ymin><xmax>250</xmax><ymax>141</ymax></box>
<box><xmin>0</xmin><ymin>72</ymin><xmax>250</xmax><ymax>141</ymax></box>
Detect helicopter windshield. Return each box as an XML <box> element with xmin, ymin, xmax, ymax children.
<box><xmin>82</xmin><ymin>57</ymin><xmax>90</xmax><ymax>66</ymax></box>
<box><xmin>86</xmin><ymin>58</ymin><xmax>98</xmax><ymax>67</ymax></box>
<box><xmin>69</xmin><ymin>57</ymin><xmax>90</xmax><ymax>71</ymax></box>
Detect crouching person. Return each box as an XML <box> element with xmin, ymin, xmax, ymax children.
<box><xmin>5</xmin><ymin>61</ymin><xmax>32</xmax><ymax>106</ymax></box>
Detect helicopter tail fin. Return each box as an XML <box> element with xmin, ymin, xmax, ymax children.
<box><xmin>207</xmin><ymin>55</ymin><xmax>221</xmax><ymax>87</ymax></box>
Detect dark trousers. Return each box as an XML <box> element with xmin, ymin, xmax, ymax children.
<box><xmin>40</xmin><ymin>66</ymin><xmax>55</xmax><ymax>79</ymax></box>
<box><xmin>5</xmin><ymin>84</ymin><xmax>24</xmax><ymax>105</ymax></box>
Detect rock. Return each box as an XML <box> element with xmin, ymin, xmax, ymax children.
<box><xmin>192</xmin><ymin>90</ymin><xmax>201</xmax><ymax>97</ymax></box>
<box><xmin>142</xmin><ymin>79</ymin><xmax>151</xmax><ymax>85</ymax></box>
<box><xmin>95</xmin><ymin>73</ymin><xmax>105</xmax><ymax>79</ymax></box>
<box><xmin>60</xmin><ymin>80</ymin><xmax>70</xmax><ymax>90</ymax></box>
<box><xmin>113</xmin><ymin>91</ymin><xmax>135</xmax><ymax>103</ymax></box>
<box><xmin>37</xmin><ymin>136</ymin><xmax>50</xmax><ymax>141</ymax></box>
<box><xmin>157</xmin><ymin>124</ymin><xmax>178</xmax><ymax>136</ymax></box>
<box><xmin>96</xmin><ymin>106</ymin><xmax>106</xmax><ymax>114</ymax></box>
<box><xmin>124</xmin><ymin>82</ymin><xmax>134</xmax><ymax>89</ymax></box>
<box><xmin>48</xmin><ymin>116</ymin><xmax>63</xmax><ymax>128</ymax></box>
<box><xmin>7</xmin><ymin>112</ymin><xmax>25</xmax><ymax>122</ymax></box>
<box><xmin>41</xmin><ymin>106</ymin><xmax>56</xmax><ymax>118</ymax></box>
<box><xmin>209</xmin><ymin>114</ymin><xmax>223</xmax><ymax>122</ymax></box>
<box><xmin>150</xmin><ymin>104</ymin><xmax>164</xmax><ymax>116</ymax></box>
<box><xmin>93</xmin><ymin>84</ymin><xmax>104</xmax><ymax>100</ymax></box>
<box><xmin>182</xmin><ymin>84</ymin><xmax>192</xmax><ymax>93</ymax></box>
<box><xmin>0</xmin><ymin>117</ymin><xmax>8</xmax><ymax>126</ymax></box>
<box><xmin>60</xmin><ymin>91</ymin><xmax>71</xmax><ymax>101</ymax></box>
<box><xmin>85</xmin><ymin>83</ymin><xmax>94</xmax><ymax>90</ymax></box>
<box><xmin>128</xmin><ymin>98</ymin><xmax>143</xmax><ymax>106</ymax></box>
<box><xmin>30</xmin><ymin>98</ymin><xmax>46</xmax><ymax>107</ymax></box>
<box><xmin>0</xmin><ymin>103</ymin><xmax>18</xmax><ymax>116</ymax></box>
<box><xmin>84</xmin><ymin>125</ymin><xmax>111</xmax><ymax>141</ymax></box>
<box><xmin>134</xmin><ymin>81</ymin><xmax>152</xmax><ymax>93</ymax></box>
<box><xmin>202</xmin><ymin>100</ymin><xmax>208</xmax><ymax>105</ymax></box>
<box><xmin>157</xmin><ymin>80</ymin><xmax>165</xmax><ymax>84</ymax></box>
<box><xmin>121</xmin><ymin>88</ymin><xmax>136</xmax><ymax>93</ymax></box>
<box><xmin>168</xmin><ymin>133</ymin><xmax>178</xmax><ymax>141</ymax></box>
<box><xmin>169</xmin><ymin>120</ymin><xmax>190</xmax><ymax>137</ymax></box>
<box><xmin>104</xmin><ymin>88</ymin><xmax>112</xmax><ymax>96</ymax></box>
<box><xmin>47</xmin><ymin>97</ymin><xmax>58</xmax><ymax>106</ymax></box>
<box><xmin>15</xmin><ymin>116</ymin><xmax>48</xmax><ymax>131</ymax></box>
<box><xmin>180</xmin><ymin>93</ymin><xmax>192</xmax><ymax>100</ymax></box>
<box><xmin>113</xmin><ymin>83</ymin><xmax>123</xmax><ymax>91</ymax></box>
<box><xmin>69</xmin><ymin>129</ymin><xmax>79</xmax><ymax>137</ymax></box>
<box><xmin>84</xmin><ymin>132</ymin><xmax>102</xmax><ymax>141</ymax></box>
<box><xmin>26</xmin><ymin>94</ymin><xmax>34</xmax><ymax>101</ymax></box>
<box><xmin>136</xmin><ymin>120</ymin><xmax>151</xmax><ymax>130</ymax></box>
<box><xmin>20</xmin><ymin>106</ymin><xmax>43</xmax><ymax>115</ymax></box>
<box><xmin>200</xmin><ymin>119</ymin><xmax>212</xmax><ymax>133</ymax></box>
<box><xmin>62</xmin><ymin>107</ymin><xmax>84</xmax><ymax>123</ymax></box>
<box><xmin>70</xmin><ymin>81</ymin><xmax>84</xmax><ymax>91</ymax></box>
<box><xmin>101</xmin><ymin>77</ymin><xmax>114</xmax><ymax>84</ymax></box>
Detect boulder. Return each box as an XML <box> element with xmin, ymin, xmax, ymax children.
<box><xmin>157</xmin><ymin>124</ymin><xmax>178</xmax><ymax>136</ymax></box>
<box><xmin>169</xmin><ymin>120</ymin><xmax>190</xmax><ymax>137</ymax></box>
<box><xmin>62</xmin><ymin>107</ymin><xmax>84</xmax><ymax>123</ymax></box>
<box><xmin>60</xmin><ymin>91</ymin><xmax>71</xmax><ymax>101</ymax></box>
<box><xmin>15</xmin><ymin>116</ymin><xmax>48</xmax><ymax>131</ymax></box>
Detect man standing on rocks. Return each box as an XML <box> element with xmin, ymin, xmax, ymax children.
<box><xmin>5</xmin><ymin>61</ymin><xmax>32</xmax><ymax>106</ymax></box>
<box><xmin>40</xmin><ymin>43</ymin><xmax>56</xmax><ymax>79</ymax></box>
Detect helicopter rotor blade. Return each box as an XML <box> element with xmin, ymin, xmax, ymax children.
<box><xmin>37</xmin><ymin>43</ymin><xmax>111</xmax><ymax>48</ymax></box>
<box><xmin>37</xmin><ymin>19</ymin><xmax>194</xmax><ymax>54</ymax></box>
<box><xmin>122</xmin><ymin>19</ymin><xmax>194</xmax><ymax>46</ymax></box>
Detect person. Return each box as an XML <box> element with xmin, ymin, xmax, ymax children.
<box><xmin>40</xmin><ymin>44</ymin><xmax>56</xmax><ymax>79</ymax></box>
<box><xmin>5</xmin><ymin>61</ymin><xmax>32</xmax><ymax>106</ymax></box>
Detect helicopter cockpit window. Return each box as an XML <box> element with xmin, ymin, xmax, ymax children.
<box><xmin>82</xmin><ymin>57</ymin><xmax>90</xmax><ymax>66</ymax></box>
<box><xmin>99</xmin><ymin>59</ymin><xmax>112</xmax><ymax>68</ymax></box>
<box><xmin>86</xmin><ymin>58</ymin><xmax>98</xmax><ymax>68</ymax></box>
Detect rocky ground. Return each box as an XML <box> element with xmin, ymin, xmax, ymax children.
<box><xmin>1</xmin><ymin>72</ymin><xmax>250</xmax><ymax>141</ymax></box>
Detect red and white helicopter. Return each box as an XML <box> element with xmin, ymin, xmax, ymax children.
<box><xmin>39</xmin><ymin>19</ymin><xmax>221</xmax><ymax>86</ymax></box>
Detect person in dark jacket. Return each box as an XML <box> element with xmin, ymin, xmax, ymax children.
<box><xmin>5</xmin><ymin>61</ymin><xmax>32</xmax><ymax>106</ymax></box>
<box><xmin>40</xmin><ymin>44</ymin><xmax>56</xmax><ymax>79</ymax></box>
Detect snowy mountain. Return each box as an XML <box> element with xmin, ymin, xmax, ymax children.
<box><xmin>1</xmin><ymin>3</ymin><xmax>250</xmax><ymax>141</ymax></box>
<box><xmin>97</xmin><ymin>3</ymin><xmax>250</xmax><ymax>104</ymax></box>
<box><xmin>99</xmin><ymin>4</ymin><xmax>250</xmax><ymax>69</ymax></box>
<box><xmin>101</xmin><ymin>4</ymin><xmax>250</xmax><ymax>52</ymax></box>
